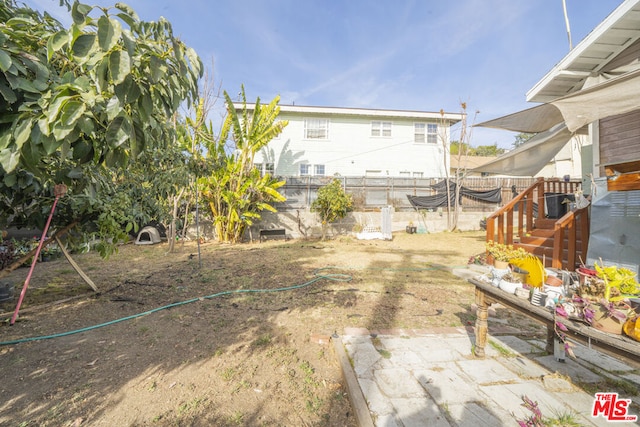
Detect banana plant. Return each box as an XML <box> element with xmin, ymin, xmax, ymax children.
<box><xmin>199</xmin><ymin>86</ymin><xmax>287</xmax><ymax>243</ymax></box>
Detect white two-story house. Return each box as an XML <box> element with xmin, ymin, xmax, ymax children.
<box><xmin>235</xmin><ymin>104</ymin><xmax>464</xmax><ymax>178</ymax></box>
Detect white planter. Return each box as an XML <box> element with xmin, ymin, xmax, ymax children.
<box><xmin>499</xmin><ymin>279</ymin><xmax>522</xmax><ymax>294</ymax></box>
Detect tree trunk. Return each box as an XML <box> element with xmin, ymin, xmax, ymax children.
<box><xmin>180</xmin><ymin>197</ymin><xmax>191</xmax><ymax>247</ymax></box>
<box><xmin>167</xmin><ymin>187</ymin><xmax>186</xmax><ymax>253</ymax></box>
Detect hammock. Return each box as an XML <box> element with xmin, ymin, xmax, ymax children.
<box><xmin>407</xmin><ymin>180</ymin><xmax>502</xmax><ymax>209</ymax></box>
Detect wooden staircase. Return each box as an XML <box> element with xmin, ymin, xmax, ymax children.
<box><xmin>486</xmin><ymin>178</ymin><xmax>589</xmax><ymax>270</ymax></box>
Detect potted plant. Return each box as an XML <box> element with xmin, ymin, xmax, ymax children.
<box><xmin>498</xmin><ymin>271</ymin><xmax>523</xmax><ymax>294</ymax></box>
<box><xmin>594</xmin><ymin>262</ymin><xmax>640</xmax><ymax>302</ymax></box>
<box><xmin>41</xmin><ymin>242</ymin><xmax>61</xmax><ymax>261</ymax></box>
<box><xmin>591</xmin><ymin>299</ymin><xmax>633</xmax><ymax>335</ymax></box>
<box><xmin>485</xmin><ymin>240</ymin><xmax>528</xmax><ymax>269</ymax></box>
<box><xmin>567</xmin><ymin>295</ymin><xmax>634</xmax><ymax>336</ymax></box>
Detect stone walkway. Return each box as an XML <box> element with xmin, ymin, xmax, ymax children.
<box><xmin>338</xmin><ymin>327</ymin><xmax>640</xmax><ymax>426</ymax></box>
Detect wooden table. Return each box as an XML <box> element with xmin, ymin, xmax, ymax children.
<box><xmin>470</xmin><ymin>278</ymin><xmax>640</xmax><ymax>369</ymax></box>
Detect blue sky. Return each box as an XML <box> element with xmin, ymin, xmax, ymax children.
<box><xmin>25</xmin><ymin>0</ymin><xmax>624</xmax><ymax>148</ymax></box>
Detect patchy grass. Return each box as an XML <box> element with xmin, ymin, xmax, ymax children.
<box><xmin>0</xmin><ymin>231</ymin><xmax>488</xmax><ymax>426</ymax></box>
<box><xmin>488</xmin><ymin>339</ymin><xmax>517</xmax><ymax>357</ymax></box>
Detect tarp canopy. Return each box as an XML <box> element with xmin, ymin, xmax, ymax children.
<box><xmin>471</xmin><ymin>123</ymin><xmax>573</xmax><ymax>176</ymax></box>
<box><xmin>407</xmin><ymin>180</ymin><xmax>502</xmax><ymax>209</ymax></box>
<box><xmin>475</xmin><ymin>67</ymin><xmax>640</xmax><ymax>133</ymax></box>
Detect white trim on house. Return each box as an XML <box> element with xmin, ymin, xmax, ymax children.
<box><xmin>272</xmin><ymin>104</ymin><xmax>462</xmax><ymax>121</ymax></box>
<box><xmin>527</xmin><ymin>0</ymin><xmax>640</xmax><ymax>102</ymax></box>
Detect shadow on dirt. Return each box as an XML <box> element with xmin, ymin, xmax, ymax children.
<box><xmin>0</xmin><ymin>231</ymin><xmax>486</xmax><ymax>425</ymax></box>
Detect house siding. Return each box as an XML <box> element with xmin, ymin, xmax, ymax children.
<box><xmin>599</xmin><ymin>109</ymin><xmax>640</xmax><ymax>172</ymax></box>
<box><xmin>248</xmin><ymin>105</ymin><xmax>461</xmax><ymax>178</ymax></box>
<box><xmin>603</xmin><ymin>37</ymin><xmax>640</xmax><ymax>72</ymax></box>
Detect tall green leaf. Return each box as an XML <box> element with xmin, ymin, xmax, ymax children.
<box><xmin>108</xmin><ymin>50</ymin><xmax>130</xmax><ymax>84</ymax></box>
<box><xmin>52</xmin><ymin>120</ymin><xmax>74</xmax><ymax>141</ymax></box>
<box><xmin>0</xmin><ymin>50</ymin><xmax>12</xmax><ymax>72</ymax></box>
<box><xmin>14</xmin><ymin>118</ymin><xmax>32</xmax><ymax>149</ymax></box>
<box><xmin>60</xmin><ymin>100</ymin><xmax>86</xmax><ymax>126</ymax></box>
<box><xmin>106</xmin><ymin>114</ymin><xmax>131</xmax><ymax>147</ymax></box>
<box><xmin>0</xmin><ymin>80</ymin><xmax>16</xmax><ymax>104</ymax></box>
<box><xmin>47</xmin><ymin>31</ymin><xmax>70</xmax><ymax>61</ymax></box>
<box><xmin>0</xmin><ymin>147</ymin><xmax>20</xmax><ymax>173</ymax></box>
<box><xmin>97</xmin><ymin>16</ymin><xmax>121</xmax><ymax>52</ymax></box>
<box><xmin>0</xmin><ymin>128</ymin><xmax>12</xmax><ymax>150</ymax></box>
<box><xmin>71</xmin><ymin>2</ymin><xmax>93</xmax><ymax>25</ymax></box>
<box><xmin>72</xmin><ymin>34</ymin><xmax>96</xmax><ymax>60</ymax></box>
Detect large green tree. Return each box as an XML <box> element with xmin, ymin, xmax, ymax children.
<box><xmin>0</xmin><ymin>0</ymin><xmax>202</xmax><ymax>249</ymax></box>
<box><xmin>199</xmin><ymin>87</ymin><xmax>287</xmax><ymax>243</ymax></box>
<box><xmin>474</xmin><ymin>143</ymin><xmax>505</xmax><ymax>156</ymax></box>
<box><xmin>513</xmin><ymin>132</ymin><xmax>535</xmax><ymax>148</ymax></box>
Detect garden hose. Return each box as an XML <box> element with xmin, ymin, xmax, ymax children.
<box><xmin>0</xmin><ymin>263</ymin><xmax>468</xmax><ymax>346</ymax></box>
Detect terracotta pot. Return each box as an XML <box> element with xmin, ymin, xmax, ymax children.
<box><xmin>545</xmin><ymin>274</ymin><xmax>563</xmax><ymax>287</ymax></box>
<box><xmin>494</xmin><ymin>260</ymin><xmax>509</xmax><ymax>269</ymax></box>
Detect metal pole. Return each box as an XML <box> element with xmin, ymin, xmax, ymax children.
<box><xmin>196</xmin><ymin>183</ymin><xmax>201</xmax><ymax>269</ymax></box>
<box><xmin>11</xmin><ymin>184</ymin><xmax>67</xmax><ymax>325</ymax></box>
<box><xmin>562</xmin><ymin>0</ymin><xmax>573</xmax><ymax>50</ymax></box>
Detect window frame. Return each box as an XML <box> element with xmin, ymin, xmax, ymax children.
<box><xmin>371</xmin><ymin>121</ymin><xmax>392</xmax><ymax>137</ymax></box>
<box><xmin>304</xmin><ymin>118</ymin><xmax>329</xmax><ymax>140</ymax></box>
<box><xmin>414</xmin><ymin>123</ymin><xmax>426</xmax><ymax>143</ymax></box>
<box><xmin>264</xmin><ymin>163</ymin><xmax>275</xmax><ymax>175</ymax></box>
<box><xmin>427</xmin><ymin>123</ymin><xmax>438</xmax><ymax>144</ymax></box>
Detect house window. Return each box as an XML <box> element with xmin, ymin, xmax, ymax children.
<box><xmin>412</xmin><ymin>172</ymin><xmax>423</xmax><ymax>178</ymax></box>
<box><xmin>304</xmin><ymin>119</ymin><xmax>329</xmax><ymax>140</ymax></box>
<box><xmin>414</xmin><ymin>123</ymin><xmax>425</xmax><ymax>143</ymax></box>
<box><xmin>399</xmin><ymin>171</ymin><xmax>411</xmax><ymax>177</ymax></box>
<box><xmin>371</xmin><ymin>121</ymin><xmax>392</xmax><ymax>137</ymax></box>
<box><xmin>314</xmin><ymin>164</ymin><xmax>325</xmax><ymax>176</ymax></box>
<box><xmin>255</xmin><ymin>163</ymin><xmax>274</xmax><ymax>176</ymax></box>
<box><xmin>300</xmin><ymin>164</ymin><xmax>311</xmax><ymax>176</ymax></box>
<box><xmin>427</xmin><ymin>123</ymin><xmax>438</xmax><ymax>144</ymax></box>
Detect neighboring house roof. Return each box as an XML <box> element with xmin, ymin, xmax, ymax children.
<box><xmin>233</xmin><ymin>103</ymin><xmax>464</xmax><ymax>124</ymax></box>
<box><xmin>450</xmin><ymin>155</ymin><xmax>498</xmax><ymax>171</ymax></box>
<box><xmin>528</xmin><ymin>0</ymin><xmax>640</xmax><ymax>102</ymax></box>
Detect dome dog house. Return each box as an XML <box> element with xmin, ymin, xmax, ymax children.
<box><xmin>135</xmin><ymin>226</ymin><xmax>162</xmax><ymax>245</ymax></box>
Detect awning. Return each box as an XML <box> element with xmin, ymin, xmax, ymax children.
<box><xmin>475</xmin><ymin>104</ymin><xmax>563</xmax><ymax>133</ymax></box>
<box><xmin>476</xmin><ymin>67</ymin><xmax>640</xmax><ymax>133</ymax></box>
<box><xmin>471</xmin><ymin>123</ymin><xmax>573</xmax><ymax>176</ymax></box>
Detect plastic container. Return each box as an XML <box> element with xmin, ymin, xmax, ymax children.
<box><xmin>545</xmin><ymin>193</ymin><xmax>575</xmax><ymax>219</ymax></box>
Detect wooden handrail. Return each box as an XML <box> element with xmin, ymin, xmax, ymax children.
<box><xmin>486</xmin><ymin>178</ymin><xmax>586</xmax><ymax>270</ymax></box>
<box><xmin>552</xmin><ymin>205</ymin><xmax>590</xmax><ymax>270</ymax></box>
<box><xmin>486</xmin><ymin>177</ymin><xmax>544</xmax><ymax>245</ymax></box>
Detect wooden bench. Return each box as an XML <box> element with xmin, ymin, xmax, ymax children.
<box><xmin>469</xmin><ymin>278</ymin><xmax>640</xmax><ymax>368</ymax></box>
<box><xmin>259</xmin><ymin>228</ymin><xmax>286</xmax><ymax>242</ymax></box>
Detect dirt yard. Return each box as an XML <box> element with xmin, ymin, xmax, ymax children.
<box><xmin>0</xmin><ymin>230</ymin><xmax>538</xmax><ymax>426</ymax></box>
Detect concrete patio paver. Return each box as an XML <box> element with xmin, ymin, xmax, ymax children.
<box><xmin>338</xmin><ymin>330</ymin><xmax>640</xmax><ymax>427</ymax></box>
